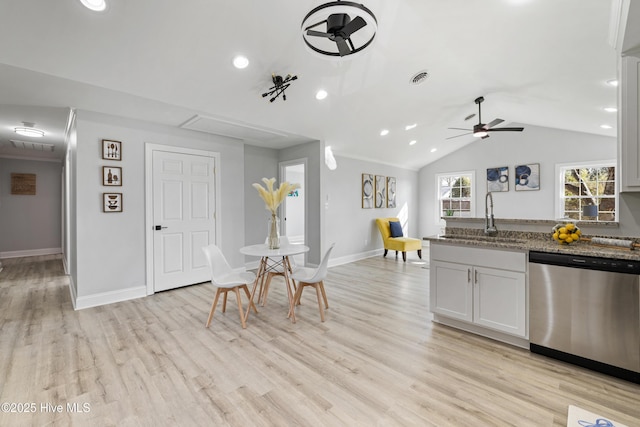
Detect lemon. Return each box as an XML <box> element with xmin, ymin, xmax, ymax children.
<box><xmin>576</xmin><ymin>229</ymin><xmax>582</xmax><ymax>236</ymax></box>
<box><xmin>559</xmin><ymin>227</ymin><xmax>567</xmax><ymax>234</ymax></box>
<box><xmin>571</xmin><ymin>233</ymin><xmax>579</xmax><ymax>240</ymax></box>
<box><xmin>565</xmin><ymin>237</ymin><xmax>573</xmax><ymax>243</ymax></box>
<box><xmin>566</xmin><ymin>223</ymin><xmax>575</xmax><ymax>231</ymax></box>
<box><xmin>558</xmin><ymin>233</ymin><xmax>568</xmax><ymax>240</ymax></box>
<box><xmin>553</xmin><ymin>232</ymin><xmax>559</xmax><ymax>240</ymax></box>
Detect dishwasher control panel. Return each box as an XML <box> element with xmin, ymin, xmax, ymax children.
<box><xmin>529</xmin><ymin>251</ymin><xmax>640</xmax><ymax>274</ymax></box>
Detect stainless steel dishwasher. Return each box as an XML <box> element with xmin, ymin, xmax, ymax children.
<box><xmin>529</xmin><ymin>251</ymin><xmax>640</xmax><ymax>383</ymax></box>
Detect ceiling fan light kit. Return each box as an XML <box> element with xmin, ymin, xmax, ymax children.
<box><xmin>301</xmin><ymin>1</ymin><xmax>377</xmax><ymax>58</ymax></box>
<box><xmin>447</xmin><ymin>96</ymin><xmax>524</xmax><ymax>140</ymax></box>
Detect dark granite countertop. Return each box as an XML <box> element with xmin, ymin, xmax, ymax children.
<box><xmin>424</xmin><ymin>229</ymin><xmax>640</xmax><ymax>261</ymax></box>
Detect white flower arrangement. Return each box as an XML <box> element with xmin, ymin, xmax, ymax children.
<box><xmin>252</xmin><ymin>177</ymin><xmax>300</xmax><ymax>215</ymax></box>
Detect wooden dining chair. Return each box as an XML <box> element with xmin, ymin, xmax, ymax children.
<box><xmin>291</xmin><ymin>243</ymin><xmax>335</xmax><ymax>322</ymax></box>
<box><xmin>202</xmin><ymin>244</ymin><xmax>258</xmax><ymax>329</ymax></box>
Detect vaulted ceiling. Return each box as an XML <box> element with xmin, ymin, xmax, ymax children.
<box><xmin>0</xmin><ymin>0</ymin><xmax>625</xmax><ymax>169</ymax></box>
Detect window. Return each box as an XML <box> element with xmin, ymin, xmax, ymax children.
<box><xmin>437</xmin><ymin>171</ymin><xmax>474</xmax><ymax>218</ymax></box>
<box><xmin>557</xmin><ymin>161</ymin><xmax>616</xmax><ymax>221</ymax></box>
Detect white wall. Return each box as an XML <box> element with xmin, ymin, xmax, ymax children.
<box><xmin>325</xmin><ymin>155</ymin><xmax>419</xmax><ymax>263</ymax></box>
<box><xmin>418</xmin><ymin>124</ymin><xmax>617</xmax><ymax>237</ymax></box>
<box><xmin>73</xmin><ymin>110</ymin><xmax>246</xmax><ymax>306</ymax></box>
<box><xmin>0</xmin><ymin>158</ymin><xmax>62</xmax><ymax>256</ymax></box>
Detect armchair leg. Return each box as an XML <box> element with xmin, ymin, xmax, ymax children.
<box><xmin>402</xmin><ymin>251</ymin><xmax>407</xmax><ymax>262</ymax></box>
<box><xmin>418</xmin><ymin>249</ymin><xmax>422</xmax><ymax>259</ymax></box>
<box><xmin>383</xmin><ymin>249</ymin><xmax>388</xmax><ymax>258</ymax></box>
<box><xmin>395</xmin><ymin>251</ymin><xmax>398</xmax><ymax>259</ymax></box>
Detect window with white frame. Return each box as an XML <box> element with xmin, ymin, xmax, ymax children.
<box><xmin>557</xmin><ymin>161</ymin><xmax>616</xmax><ymax>221</ymax></box>
<box><xmin>437</xmin><ymin>171</ymin><xmax>474</xmax><ymax>218</ymax></box>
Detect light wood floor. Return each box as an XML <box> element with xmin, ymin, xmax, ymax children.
<box><xmin>0</xmin><ymin>254</ymin><xmax>638</xmax><ymax>426</ymax></box>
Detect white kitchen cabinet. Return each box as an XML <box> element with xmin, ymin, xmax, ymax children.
<box><xmin>430</xmin><ymin>243</ymin><xmax>527</xmax><ymax>339</ymax></box>
<box><xmin>619</xmin><ymin>55</ymin><xmax>640</xmax><ymax>191</ymax></box>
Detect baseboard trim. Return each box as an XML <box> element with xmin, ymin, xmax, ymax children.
<box><xmin>329</xmin><ymin>249</ymin><xmax>384</xmax><ymax>267</ymax></box>
<box><xmin>0</xmin><ymin>247</ymin><xmax>62</xmax><ymax>259</ymax></box>
<box><xmin>75</xmin><ymin>286</ymin><xmax>147</xmax><ymax>310</ymax></box>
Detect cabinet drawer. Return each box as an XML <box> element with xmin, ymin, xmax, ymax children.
<box><xmin>431</xmin><ymin>242</ymin><xmax>526</xmax><ymax>272</ymax></box>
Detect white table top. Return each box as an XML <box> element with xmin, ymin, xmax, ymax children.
<box><xmin>239</xmin><ymin>243</ymin><xmax>309</xmax><ymax>257</ymax></box>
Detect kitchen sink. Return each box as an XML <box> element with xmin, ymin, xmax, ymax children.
<box><xmin>438</xmin><ymin>234</ymin><xmax>526</xmax><ymax>244</ymax></box>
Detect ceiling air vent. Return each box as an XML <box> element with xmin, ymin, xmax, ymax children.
<box><xmin>410</xmin><ymin>70</ymin><xmax>429</xmax><ymax>85</ymax></box>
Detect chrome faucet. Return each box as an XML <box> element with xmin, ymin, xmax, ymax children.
<box><xmin>485</xmin><ymin>192</ymin><xmax>498</xmax><ymax>235</ymax></box>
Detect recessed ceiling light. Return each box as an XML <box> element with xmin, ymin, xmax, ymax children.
<box><xmin>409</xmin><ymin>140</ymin><xmax>417</xmax><ymax>146</ymax></box>
<box><xmin>316</xmin><ymin>90</ymin><xmax>328</xmax><ymax>100</ymax></box>
<box><xmin>606</xmin><ymin>79</ymin><xmax>618</xmax><ymax>87</ymax></box>
<box><xmin>14</xmin><ymin>122</ymin><xmax>44</xmax><ymax>138</ymax></box>
<box><xmin>604</xmin><ymin>107</ymin><xmax>618</xmax><ymax>112</ymax></box>
<box><xmin>405</xmin><ymin>124</ymin><xmax>417</xmax><ymax>131</ymax></box>
<box><xmin>80</xmin><ymin>0</ymin><xmax>106</xmax><ymax>11</ymax></box>
<box><xmin>600</xmin><ymin>124</ymin><xmax>613</xmax><ymax>129</ymax></box>
<box><xmin>380</xmin><ymin>129</ymin><xmax>389</xmax><ymax>136</ymax></box>
<box><xmin>233</xmin><ymin>55</ymin><xmax>249</xmax><ymax>69</ymax></box>
<box><xmin>430</xmin><ymin>148</ymin><xmax>437</xmax><ymax>153</ymax></box>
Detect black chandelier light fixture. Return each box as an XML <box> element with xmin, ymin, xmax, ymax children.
<box><xmin>262</xmin><ymin>74</ymin><xmax>298</xmax><ymax>103</ymax></box>
<box><xmin>301</xmin><ymin>1</ymin><xmax>377</xmax><ymax>58</ymax></box>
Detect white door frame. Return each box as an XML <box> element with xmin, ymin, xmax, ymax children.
<box><xmin>144</xmin><ymin>143</ymin><xmax>221</xmax><ymax>296</ymax></box>
<box><xmin>279</xmin><ymin>157</ymin><xmax>307</xmax><ymax>245</ymax></box>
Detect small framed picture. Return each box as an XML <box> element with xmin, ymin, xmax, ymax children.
<box><xmin>515</xmin><ymin>163</ymin><xmax>540</xmax><ymax>191</ymax></box>
<box><xmin>102</xmin><ymin>166</ymin><xmax>122</xmax><ymax>186</ymax></box>
<box><xmin>487</xmin><ymin>166</ymin><xmax>509</xmax><ymax>192</ymax></box>
<box><xmin>102</xmin><ymin>139</ymin><xmax>122</xmax><ymax>160</ymax></box>
<box><xmin>103</xmin><ymin>193</ymin><xmax>122</xmax><ymax>212</ymax></box>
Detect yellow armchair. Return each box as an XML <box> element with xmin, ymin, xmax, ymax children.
<box><xmin>375</xmin><ymin>217</ymin><xmax>422</xmax><ymax>262</ymax></box>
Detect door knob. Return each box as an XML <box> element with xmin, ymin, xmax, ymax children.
<box><xmin>154</xmin><ymin>225</ymin><xmax>168</xmax><ymax>230</ymax></box>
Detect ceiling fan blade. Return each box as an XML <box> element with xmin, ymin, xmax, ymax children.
<box><xmin>481</xmin><ymin>134</ymin><xmax>491</xmax><ymax>139</ymax></box>
<box><xmin>485</xmin><ymin>118</ymin><xmax>504</xmax><ymax>129</ymax></box>
<box><xmin>447</xmin><ymin>127</ymin><xmax>471</xmax><ymax>131</ymax></box>
<box><xmin>303</xmin><ymin>19</ymin><xmax>327</xmax><ymax>32</ymax></box>
<box><xmin>487</xmin><ymin>127</ymin><xmax>524</xmax><ymax>132</ymax></box>
<box><xmin>336</xmin><ymin>38</ymin><xmax>351</xmax><ymax>56</ymax></box>
<box><xmin>341</xmin><ymin>16</ymin><xmax>367</xmax><ymax>37</ymax></box>
<box><xmin>446</xmin><ymin>132</ymin><xmax>472</xmax><ymax>140</ymax></box>
<box><xmin>307</xmin><ymin>30</ymin><xmax>332</xmax><ymax>38</ymax></box>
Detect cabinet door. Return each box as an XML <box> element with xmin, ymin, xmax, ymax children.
<box><xmin>430</xmin><ymin>260</ymin><xmax>473</xmax><ymax>322</ymax></box>
<box><xmin>619</xmin><ymin>55</ymin><xmax>640</xmax><ymax>191</ymax></box>
<box><xmin>473</xmin><ymin>267</ymin><xmax>526</xmax><ymax>337</ymax></box>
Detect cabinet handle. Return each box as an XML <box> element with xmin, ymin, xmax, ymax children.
<box><xmin>468</xmin><ymin>268</ymin><xmax>471</xmax><ymax>283</ymax></box>
<box><xmin>474</xmin><ymin>269</ymin><xmax>478</xmax><ymax>284</ymax></box>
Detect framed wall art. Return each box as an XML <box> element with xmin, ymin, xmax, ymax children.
<box><xmin>103</xmin><ymin>193</ymin><xmax>123</xmax><ymax>212</ymax></box>
<box><xmin>515</xmin><ymin>163</ymin><xmax>540</xmax><ymax>191</ymax></box>
<box><xmin>103</xmin><ymin>166</ymin><xmax>122</xmax><ymax>186</ymax></box>
<box><xmin>375</xmin><ymin>175</ymin><xmax>386</xmax><ymax>208</ymax></box>
<box><xmin>387</xmin><ymin>176</ymin><xmax>396</xmax><ymax>208</ymax></box>
<box><xmin>10</xmin><ymin>173</ymin><xmax>36</xmax><ymax>195</ymax></box>
<box><xmin>102</xmin><ymin>139</ymin><xmax>122</xmax><ymax>160</ymax></box>
<box><xmin>487</xmin><ymin>166</ymin><xmax>509</xmax><ymax>192</ymax></box>
<box><xmin>362</xmin><ymin>173</ymin><xmax>374</xmax><ymax>208</ymax></box>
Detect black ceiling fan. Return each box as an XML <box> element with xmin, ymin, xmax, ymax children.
<box><xmin>447</xmin><ymin>96</ymin><xmax>524</xmax><ymax>140</ymax></box>
<box><xmin>304</xmin><ymin>10</ymin><xmax>368</xmax><ymax>57</ymax></box>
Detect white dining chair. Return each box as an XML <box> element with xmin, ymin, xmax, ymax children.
<box><xmin>202</xmin><ymin>244</ymin><xmax>258</xmax><ymax>329</ymax></box>
<box><xmin>260</xmin><ymin>236</ymin><xmax>297</xmax><ymax>306</ymax></box>
<box><xmin>291</xmin><ymin>243</ymin><xmax>335</xmax><ymax>322</ymax></box>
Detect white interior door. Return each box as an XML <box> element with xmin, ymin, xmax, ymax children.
<box><xmin>152</xmin><ymin>150</ymin><xmax>216</xmax><ymax>292</ymax></box>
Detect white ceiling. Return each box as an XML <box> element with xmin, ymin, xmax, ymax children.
<box><xmin>0</xmin><ymin>0</ymin><xmax>631</xmax><ymax>169</ymax></box>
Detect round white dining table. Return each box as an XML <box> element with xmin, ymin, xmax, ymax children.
<box><xmin>239</xmin><ymin>243</ymin><xmax>309</xmax><ymax>324</ymax></box>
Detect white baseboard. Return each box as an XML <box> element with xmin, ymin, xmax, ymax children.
<box><xmin>68</xmin><ymin>276</ymin><xmax>78</xmax><ymax>310</ymax></box>
<box><xmin>0</xmin><ymin>247</ymin><xmax>62</xmax><ymax>259</ymax></box>
<box><xmin>329</xmin><ymin>249</ymin><xmax>384</xmax><ymax>267</ymax></box>
<box><xmin>75</xmin><ymin>286</ymin><xmax>147</xmax><ymax>310</ymax></box>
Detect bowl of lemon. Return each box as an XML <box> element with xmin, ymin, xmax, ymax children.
<box><xmin>552</xmin><ymin>223</ymin><xmax>581</xmax><ymax>244</ymax></box>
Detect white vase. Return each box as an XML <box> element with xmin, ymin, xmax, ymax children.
<box><xmin>267</xmin><ymin>214</ymin><xmax>280</xmax><ymax>249</ymax></box>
